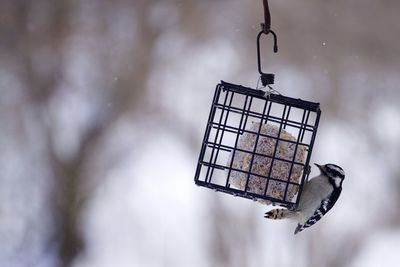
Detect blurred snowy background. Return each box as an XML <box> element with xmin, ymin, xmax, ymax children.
<box><xmin>1</xmin><ymin>0</ymin><xmax>400</xmax><ymax>267</ymax></box>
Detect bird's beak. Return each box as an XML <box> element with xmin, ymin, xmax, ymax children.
<box><xmin>314</xmin><ymin>163</ymin><xmax>323</xmax><ymax>171</ymax></box>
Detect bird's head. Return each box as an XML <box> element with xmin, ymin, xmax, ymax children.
<box><xmin>315</xmin><ymin>163</ymin><xmax>345</xmax><ymax>188</ymax></box>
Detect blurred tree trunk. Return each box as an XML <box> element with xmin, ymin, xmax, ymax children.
<box><xmin>4</xmin><ymin>1</ymin><xmax>80</xmax><ymax>266</ymax></box>
<box><xmin>50</xmin><ymin>123</ymin><xmax>104</xmax><ymax>267</ymax></box>
<box><xmin>1</xmin><ymin>1</ymin><xmax>96</xmax><ymax>266</ymax></box>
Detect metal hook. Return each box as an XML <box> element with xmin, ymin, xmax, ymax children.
<box><xmin>257</xmin><ymin>29</ymin><xmax>278</xmax><ymax>86</ymax></box>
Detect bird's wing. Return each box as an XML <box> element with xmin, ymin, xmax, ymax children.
<box><xmin>294</xmin><ymin>188</ymin><xmax>342</xmax><ymax>234</ymax></box>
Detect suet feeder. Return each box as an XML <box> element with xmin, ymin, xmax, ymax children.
<box><xmin>194</xmin><ymin>1</ymin><xmax>321</xmax><ymax>210</ymax></box>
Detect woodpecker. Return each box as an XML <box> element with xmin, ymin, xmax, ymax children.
<box><xmin>264</xmin><ymin>163</ymin><xmax>345</xmax><ymax>234</ymax></box>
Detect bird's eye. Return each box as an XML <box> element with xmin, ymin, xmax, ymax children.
<box><xmin>328</xmin><ymin>169</ymin><xmax>344</xmax><ymax>178</ymax></box>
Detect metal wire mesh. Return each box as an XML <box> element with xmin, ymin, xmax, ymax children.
<box><xmin>194</xmin><ymin>81</ymin><xmax>321</xmax><ymax>209</ymax></box>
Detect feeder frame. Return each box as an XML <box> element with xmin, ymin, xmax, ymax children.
<box><xmin>194</xmin><ymin>81</ymin><xmax>321</xmax><ymax>210</ymax></box>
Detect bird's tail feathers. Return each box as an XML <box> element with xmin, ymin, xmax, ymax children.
<box><xmin>294</xmin><ymin>224</ymin><xmax>303</xmax><ymax>234</ymax></box>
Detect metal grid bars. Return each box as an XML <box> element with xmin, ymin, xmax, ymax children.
<box><xmin>195</xmin><ymin>81</ymin><xmax>321</xmax><ymax>209</ymax></box>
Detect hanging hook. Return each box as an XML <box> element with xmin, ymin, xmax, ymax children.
<box><xmin>257</xmin><ymin>0</ymin><xmax>278</xmax><ymax>86</ymax></box>
<box><xmin>257</xmin><ymin>29</ymin><xmax>278</xmax><ymax>86</ymax></box>
<box><xmin>260</xmin><ymin>0</ymin><xmax>277</xmax><ymax>51</ymax></box>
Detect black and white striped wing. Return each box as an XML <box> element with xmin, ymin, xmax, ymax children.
<box><xmin>294</xmin><ymin>189</ymin><xmax>341</xmax><ymax>234</ymax></box>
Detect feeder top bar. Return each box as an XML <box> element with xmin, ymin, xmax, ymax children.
<box><xmin>220</xmin><ymin>81</ymin><xmax>321</xmax><ymax>112</ymax></box>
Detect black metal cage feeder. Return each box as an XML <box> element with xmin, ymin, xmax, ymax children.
<box><xmin>194</xmin><ymin>7</ymin><xmax>321</xmax><ymax>209</ymax></box>
<box><xmin>194</xmin><ymin>81</ymin><xmax>321</xmax><ymax>209</ymax></box>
